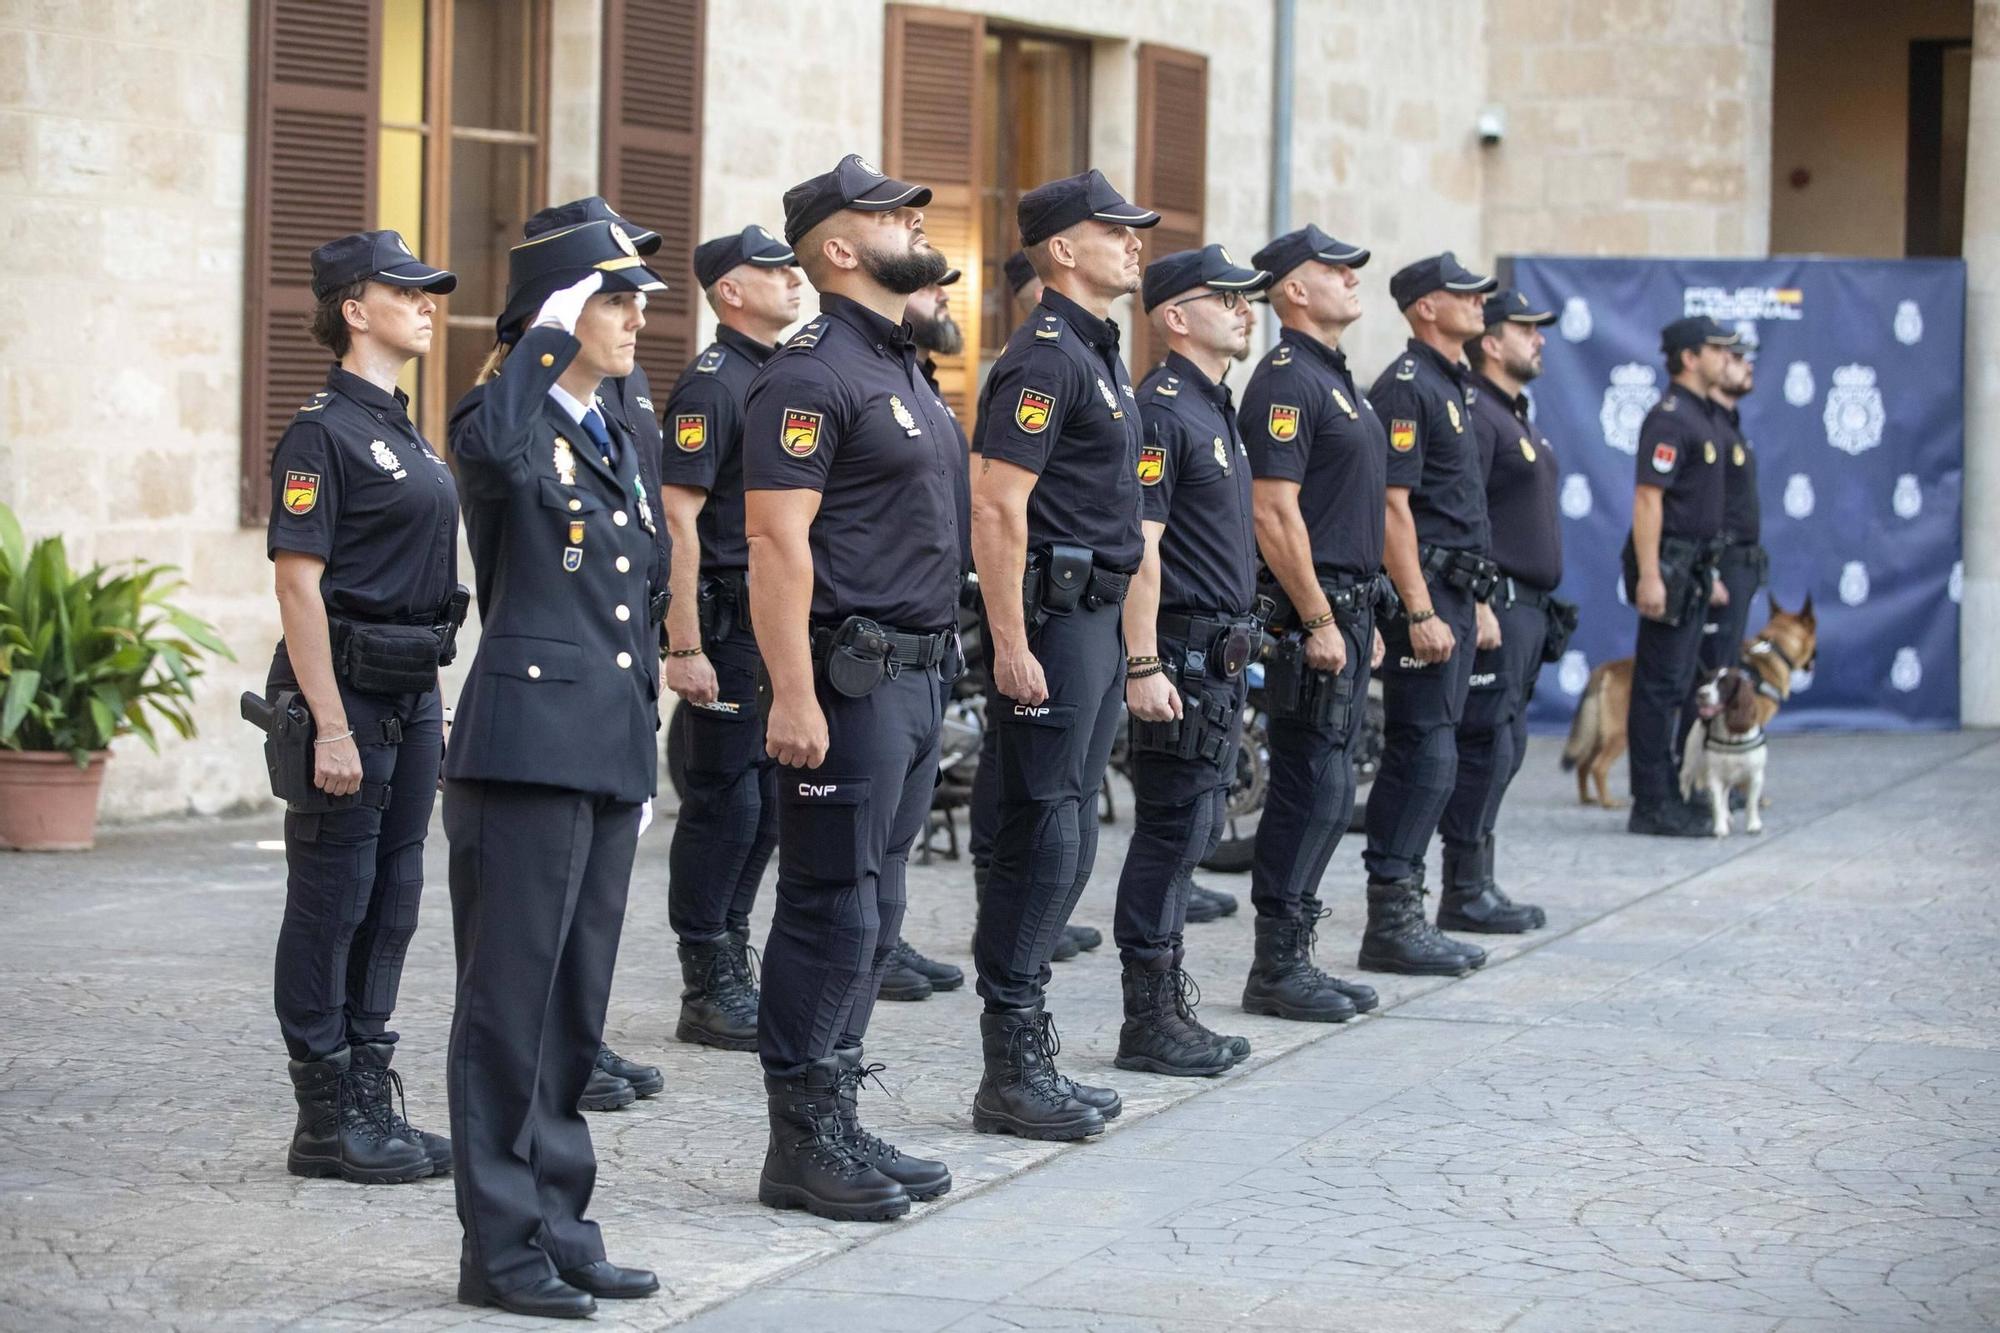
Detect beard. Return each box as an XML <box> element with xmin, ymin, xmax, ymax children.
<box><xmin>910</xmin><ymin>308</ymin><xmax>964</xmax><ymax>356</ymax></box>
<box><xmin>1504</xmin><ymin>349</ymin><xmax>1541</xmax><ymax>385</ymax></box>
<box><xmin>862</xmin><ymin>241</ymin><xmax>950</xmax><ymax>296</ymax></box>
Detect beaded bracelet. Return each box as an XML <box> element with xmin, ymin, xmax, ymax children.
<box><xmin>1408</xmin><ymin>608</ymin><xmax>1438</xmax><ymax>625</ymax></box>
<box><xmin>1299</xmin><ymin>610</ymin><xmax>1336</xmax><ymax>631</ymax></box>
<box><xmin>1126</xmin><ymin>663</ymin><xmax>1166</xmax><ymax>680</ymax></box>
<box><xmin>1126</xmin><ymin>654</ymin><xmax>1162</xmax><ymax>667</ymax></box>
<box><xmin>666</xmin><ymin>646</ymin><xmax>704</xmax><ymax>659</ymax></box>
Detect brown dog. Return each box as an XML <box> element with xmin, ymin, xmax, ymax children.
<box><xmin>1561</xmin><ymin>594</ymin><xmax>1818</xmax><ymax>808</ymax></box>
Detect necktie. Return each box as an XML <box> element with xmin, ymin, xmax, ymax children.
<box><xmin>581</xmin><ymin>407</ymin><xmax>618</xmax><ymax>469</ymax></box>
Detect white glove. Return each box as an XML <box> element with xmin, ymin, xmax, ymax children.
<box><xmin>534</xmin><ymin>271</ymin><xmax>603</xmax><ymax>334</ymax></box>
<box><xmin>637</xmin><ymin>798</ymin><xmax>654</xmax><ymax>839</ymax></box>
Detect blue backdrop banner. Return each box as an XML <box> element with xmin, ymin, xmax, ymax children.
<box><xmin>1500</xmin><ymin>256</ymin><xmax>1965</xmax><ymax>733</ymax></box>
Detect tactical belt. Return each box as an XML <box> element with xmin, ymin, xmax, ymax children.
<box><xmin>1258</xmin><ymin>570</ymin><xmax>1391</xmax><ymax>632</ymax></box>
<box><xmin>1078</xmin><ymin>566</ymin><xmax>1131</xmax><ymax>608</ymax></box>
<box><xmin>1418</xmin><ymin>544</ymin><xmax>1501</xmax><ymax>601</ymax></box>
<box><xmin>1156</xmin><ymin>610</ymin><xmax>1261</xmax><ymax>680</ymax></box>
<box><xmin>1498</xmin><ymin>576</ymin><xmax>1556</xmax><ymax>611</ymax></box>
<box><xmin>810</xmin><ymin>622</ymin><xmax>955</xmax><ymax>670</ymax></box>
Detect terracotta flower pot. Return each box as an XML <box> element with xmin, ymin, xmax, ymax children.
<box><xmin>0</xmin><ymin>750</ymin><xmax>111</xmax><ymax>851</ymax></box>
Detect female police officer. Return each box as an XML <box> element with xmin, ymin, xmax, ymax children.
<box><xmin>440</xmin><ymin>218</ymin><xmax>669</xmax><ymax>1319</ymax></box>
<box><xmin>267</xmin><ymin>230</ymin><xmax>459</xmax><ymax>1187</ymax></box>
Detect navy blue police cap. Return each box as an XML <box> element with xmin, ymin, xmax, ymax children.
<box><xmin>495</xmin><ymin>218</ymin><xmax>670</xmax><ymax>341</ymax></box>
<box><xmin>693</xmin><ymin>225</ymin><xmax>797</xmax><ymax>289</ymax></box>
<box><xmin>937</xmin><ymin>265</ymin><xmax>961</xmax><ymax>286</ymax></box>
<box><xmin>1250</xmin><ymin>224</ymin><xmax>1370</xmax><ymax>283</ymax></box>
<box><xmin>1003</xmin><ymin>250</ymin><xmax>1036</xmax><ymax>295</ymax></box>
<box><xmin>310</xmin><ymin>230</ymin><xmax>456</xmax><ymax>301</ymax></box>
<box><xmin>1483</xmin><ymin>288</ymin><xmax>1556</xmax><ymax>329</ymax></box>
<box><xmin>1141</xmin><ymin>244</ymin><xmax>1271</xmax><ymax>313</ymax></box>
<box><xmin>1661</xmin><ymin>315</ymin><xmax>1741</xmax><ymax>353</ymax></box>
<box><xmin>524</xmin><ymin>196</ymin><xmax>660</xmax><ymax>255</ymax></box>
<box><xmin>782</xmin><ymin>154</ymin><xmax>933</xmax><ymax>249</ymax></box>
<box><xmin>1388</xmin><ymin>252</ymin><xmax>1497</xmax><ymax>310</ymax></box>
<box><xmin>1017</xmin><ymin>169</ymin><xmax>1160</xmax><ymax>248</ymax></box>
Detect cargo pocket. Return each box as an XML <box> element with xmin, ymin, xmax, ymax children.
<box><xmin>779</xmin><ymin>776</ymin><xmax>871</xmax><ymax>884</ymax></box>
<box><xmin>994</xmin><ymin>701</ymin><xmax>1080</xmax><ymax>802</ymax></box>
<box><xmin>680</xmin><ymin>697</ymin><xmax>762</xmax><ymax>776</ymax></box>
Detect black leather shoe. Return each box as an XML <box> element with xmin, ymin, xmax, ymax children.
<box><xmin>1182</xmin><ymin>888</ymin><xmax>1223</xmax><ymax>924</ymax></box>
<box><xmin>1049</xmin><ymin>929</ymin><xmax>1081</xmax><ymax>963</ymax></box>
<box><xmin>1188</xmin><ymin>878</ymin><xmax>1238</xmax><ymax>918</ymax></box>
<box><xmin>458</xmin><ymin>1276</ymin><xmax>595</xmax><ymax>1319</ymax></box>
<box><xmin>875</xmin><ymin>943</ymin><xmax>934</xmax><ymax>1001</ymax></box>
<box><xmin>1064</xmin><ymin>923</ymin><xmax>1103</xmax><ymax>952</ymax></box>
<box><xmin>1628</xmin><ymin>798</ymin><xmax>1712</xmax><ymax>837</ymax></box>
<box><xmin>559</xmin><ymin>1260</ymin><xmax>660</xmax><ymax>1299</ymax></box>
<box><xmin>891</xmin><ymin>936</ymin><xmax>964</xmax><ymax>991</ymax></box>
<box><xmin>597</xmin><ymin>1046</ymin><xmax>663</xmax><ymax>1098</ymax></box>
<box><xmin>578</xmin><ymin>1065</ymin><xmax>635</xmax><ymax>1112</ymax></box>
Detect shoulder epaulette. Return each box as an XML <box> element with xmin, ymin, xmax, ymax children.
<box><xmin>1270</xmin><ymin>345</ymin><xmax>1293</xmax><ymax>367</ymax></box>
<box><xmin>1659</xmin><ymin>393</ymin><xmax>1679</xmax><ymax>413</ymax></box>
<box><xmin>694</xmin><ymin>346</ymin><xmax>726</xmax><ymax>374</ymax></box>
<box><xmin>1154</xmin><ymin>375</ymin><xmax>1180</xmax><ymax>398</ymax></box>
<box><xmin>1033</xmin><ymin>315</ymin><xmax>1062</xmax><ymax>341</ymax></box>
<box><xmin>1394</xmin><ymin>357</ymin><xmax>1417</xmax><ymax>382</ymax></box>
<box><xmin>296</xmin><ymin>391</ymin><xmax>330</xmax><ymax>414</ymax></box>
<box><xmin>785</xmin><ymin>318</ymin><xmax>827</xmax><ymax>351</ymax></box>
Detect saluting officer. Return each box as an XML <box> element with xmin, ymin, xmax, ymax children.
<box><xmin>1235</xmin><ymin>224</ymin><xmax>1387</xmax><ymax>1022</ymax></box>
<box><xmin>442</xmin><ymin>219</ymin><xmax>670</xmax><ymax>1318</ymax></box>
<box><xmin>1111</xmin><ymin>245</ymin><xmax>1267</xmax><ymax>1078</ymax></box>
<box><xmin>1360</xmin><ymin>253</ymin><xmax>1498</xmax><ymax>978</ymax></box>
<box><xmin>524</xmin><ymin>196</ymin><xmax>668</xmax><ymax>1113</ymax></box>
<box><xmin>655</xmin><ymin>224</ymin><xmax>800</xmax><ymax>1052</ymax></box>
<box><xmin>1625</xmin><ymin>315</ymin><xmax>1737</xmax><ymax>837</ymax></box>
<box><xmin>1701</xmin><ymin>333</ymin><xmax>1763</xmax><ymax>672</ymax></box>
<box><xmin>969</xmin><ymin>169</ymin><xmax>1160</xmax><ymax>1141</ymax></box>
<box><xmin>267</xmin><ymin>231</ymin><xmax>459</xmax><ymax>1186</ymax></box>
<box><xmin>741</xmin><ymin>154</ymin><xmax>960</xmax><ymax>1222</ymax></box>
<box><xmin>1436</xmin><ymin>290</ymin><xmax>1560</xmax><ymax>933</ymax></box>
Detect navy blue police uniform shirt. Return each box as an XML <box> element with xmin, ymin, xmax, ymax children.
<box><xmin>1716</xmin><ymin>402</ymin><xmax>1759</xmax><ymax>544</ymax></box>
<box><xmin>657</xmin><ymin>325</ymin><xmax>777</xmax><ymax>574</ymax></box>
<box><xmin>972</xmin><ymin>289</ymin><xmax>1145</xmax><ymax>574</ymax></box>
<box><xmin>267</xmin><ymin>365</ymin><xmax>459</xmax><ymax>622</ymax></box>
<box><xmin>1239</xmin><ymin>328</ymin><xmax>1387</xmax><ymax>578</ymax></box>
<box><xmin>740</xmin><ymin>293</ymin><xmax>961</xmax><ymax>630</ymax></box>
<box><xmin>1467</xmin><ymin>370</ymin><xmax>1562</xmax><ymax>591</ymax></box>
<box><xmin>443</xmin><ymin>326</ymin><xmax>667</xmax><ymax>803</ymax></box>
<box><xmin>920</xmin><ymin>355</ymin><xmax>974</xmax><ymax>573</ymax></box>
<box><xmin>1368</xmin><ymin>338</ymin><xmax>1490</xmax><ymax>555</ymax></box>
<box><xmin>1136</xmin><ymin>352</ymin><xmax>1254</xmax><ymax>617</ymax></box>
<box><xmin>1633</xmin><ymin>387</ymin><xmax>1726</xmax><ymax>539</ymax></box>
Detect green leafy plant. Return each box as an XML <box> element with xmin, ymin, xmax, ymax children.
<box><xmin>0</xmin><ymin>502</ymin><xmax>234</xmax><ymax>765</ymax></box>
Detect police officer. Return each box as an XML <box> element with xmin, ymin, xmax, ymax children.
<box><xmin>1625</xmin><ymin>315</ymin><xmax>1737</xmax><ymax>836</ymax></box>
<box><xmin>524</xmin><ymin>197</ymin><xmax>669</xmax><ymax>1112</ymax></box>
<box><xmin>267</xmin><ymin>231</ymin><xmax>459</xmax><ymax>1186</ymax></box>
<box><xmin>1360</xmin><ymin>253</ymin><xmax>1498</xmax><ymax>977</ymax></box>
<box><xmin>1004</xmin><ymin>249</ymin><xmax>1044</xmax><ymax>315</ymax></box>
<box><xmin>970</xmin><ymin>168</ymin><xmax>1158</xmax><ymax>1140</ymax></box>
<box><xmin>1112</xmin><ymin>245</ymin><xmax>1266</xmax><ymax>1077</ymax></box>
<box><xmin>1701</xmin><ymin>334</ymin><xmax>1762</xmax><ymax>673</ymax></box>
<box><xmin>741</xmin><ymin>154</ymin><xmax>960</xmax><ymax>1221</ymax></box>
<box><xmin>1436</xmin><ymin>290</ymin><xmax>1561</xmax><ymax>933</ymax></box>
<box><xmin>1236</xmin><ymin>224</ymin><xmax>1386</xmax><ymax>1021</ymax></box>
<box><xmin>655</xmin><ymin>224</ymin><xmax>800</xmax><ymax>1050</ymax></box>
<box><xmin>442</xmin><ymin>219</ymin><xmax>670</xmax><ymax>1317</ymax></box>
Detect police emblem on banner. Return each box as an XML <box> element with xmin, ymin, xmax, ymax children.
<box><xmin>1894</xmin><ymin>299</ymin><xmax>1924</xmax><ymax>346</ymax></box>
<box><xmin>1557</xmin><ymin>649</ymin><xmax>1590</xmax><ymax>696</ymax></box>
<box><xmin>781</xmin><ymin>408</ymin><xmax>823</xmax><ymax>457</ymax></box>
<box><xmin>1839</xmin><ymin>560</ymin><xmax>1870</xmax><ymax>606</ymax></box>
<box><xmin>1784</xmin><ymin>473</ymin><xmax>1815</xmax><ymax>518</ymax></box>
<box><xmin>1891</xmin><ymin>646</ymin><xmax>1923</xmax><ymax>692</ymax></box>
<box><xmin>1268</xmin><ymin>405</ymin><xmax>1300</xmax><ymax>441</ymax></box>
<box><xmin>675</xmin><ymin>414</ymin><xmax>707</xmax><ymax>452</ymax></box>
<box><xmin>1823</xmin><ymin>364</ymin><xmax>1885</xmax><ymax>456</ymax></box>
<box><xmin>1390</xmin><ymin>420</ymin><xmax>1416</xmax><ymax>453</ymax></box>
<box><xmin>1136</xmin><ymin>445</ymin><xmax>1165</xmax><ymax>486</ymax></box>
<box><xmin>1559</xmin><ymin>296</ymin><xmax>1592</xmax><ymax>342</ymax></box>
<box><xmin>1015</xmin><ymin>389</ymin><xmax>1054</xmax><ymax>434</ymax></box>
<box><xmin>1651</xmin><ymin>442</ymin><xmax>1677</xmax><ymax>473</ymax></box>
<box><xmin>1893</xmin><ymin>473</ymin><xmax>1922</xmax><ymax>520</ymax></box>
<box><xmin>282</xmin><ymin>470</ymin><xmax>319</xmax><ymax>515</ymax></box>
<box><xmin>1598</xmin><ymin>363</ymin><xmax>1660</xmax><ymax>455</ymax></box>
<box><xmin>1950</xmin><ymin>559</ymin><xmax>1965</xmax><ymax>603</ymax></box>
<box><xmin>1784</xmin><ymin>360</ymin><xmax>1815</xmax><ymax>406</ymax></box>
<box><xmin>1560</xmin><ymin>473</ymin><xmax>1592</xmax><ymax>519</ymax></box>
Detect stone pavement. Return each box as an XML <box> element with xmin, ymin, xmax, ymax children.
<box><xmin>2</xmin><ymin>733</ymin><xmax>1997</xmax><ymax>1331</ymax></box>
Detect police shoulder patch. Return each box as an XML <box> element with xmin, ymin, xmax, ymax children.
<box><xmin>675</xmin><ymin>414</ymin><xmax>707</xmax><ymax>452</ymax></box>
<box><xmin>1267</xmin><ymin>404</ymin><xmax>1301</xmax><ymax>442</ymax></box>
<box><xmin>282</xmin><ymin>470</ymin><xmax>320</xmax><ymax>514</ymax></box>
<box><xmin>1015</xmin><ymin>388</ymin><xmax>1056</xmax><ymax>434</ymax></box>
<box><xmin>1136</xmin><ymin>444</ymin><xmax>1165</xmax><ymax>486</ymax></box>
<box><xmin>781</xmin><ymin>408</ymin><xmax>822</xmax><ymax>457</ymax></box>
<box><xmin>1394</xmin><ymin>358</ymin><xmax>1417</xmax><ymax>382</ymax></box>
<box><xmin>1651</xmin><ymin>442</ymin><xmax>1677</xmax><ymax>473</ymax></box>
<box><xmin>1390</xmin><ymin>419</ymin><xmax>1417</xmax><ymax>453</ymax></box>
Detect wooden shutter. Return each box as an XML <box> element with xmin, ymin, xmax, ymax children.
<box><xmin>1131</xmin><ymin>44</ymin><xmax>1208</xmax><ymax>379</ymax></box>
<box><xmin>602</xmin><ymin>0</ymin><xmax>704</xmax><ymax>396</ymax></box>
<box><xmin>884</xmin><ymin>4</ymin><xmax>984</xmax><ymax>420</ymax></box>
<box><xmin>240</xmin><ymin>0</ymin><xmax>378</xmax><ymax>525</ymax></box>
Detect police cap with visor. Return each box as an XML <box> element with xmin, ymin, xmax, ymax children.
<box><xmin>1017</xmin><ymin>169</ymin><xmax>1160</xmax><ymax>247</ymax></box>
<box><xmin>693</xmin><ymin>225</ymin><xmax>797</xmax><ymax>289</ymax></box>
<box><xmin>1482</xmin><ymin>288</ymin><xmax>1557</xmax><ymax>329</ymax></box>
<box><xmin>310</xmin><ymin>230</ymin><xmax>456</xmax><ymax>301</ymax></box>
<box><xmin>1140</xmin><ymin>244</ymin><xmax>1271</xmax><ymax>312</ymax></box>
<box><xmin>781</xmin><ymin>153</ymin><xmax>933</xmax><ymax>249</ymax></box>
<box><xmin>1250</xmin><ymin>224</ymin><xmax>1370</xmax><ymax>283</ymax></box>
<box><xmin>524</xmin><ymin>196</ymin><xmax>661</xmax><ymax>255</ymax></box>
<box><xmin>1660</xmin><ymin>315</ymin><xmax>1742</xmax><ymax>354</ymax></box>
<box><xmin>1388</xmin><ymin>251</ymin><xmax>1497</xmax><ymax>310</ymax></box>
<box><xmin>495</xmin><ymin>218</ymin><xmax>670</xmax><ymax>341</ymax></box>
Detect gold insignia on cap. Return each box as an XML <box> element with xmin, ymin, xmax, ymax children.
<box><xmin>610</xmin><ymin>224</ymin><xmax>638</xmax><ymax>257</ymax></box>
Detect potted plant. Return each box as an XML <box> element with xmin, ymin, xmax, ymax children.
<box><xmin>0</xmin><ymin>503</ymin><xmax>234</xmax><ymax>850</ymax></box>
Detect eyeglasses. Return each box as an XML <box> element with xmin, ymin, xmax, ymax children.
<box><xmin>1171</xmin><ymin>289</ymin><xmax>1245</xmax><ymax>312</ymax></box>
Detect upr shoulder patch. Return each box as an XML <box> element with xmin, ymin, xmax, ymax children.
<box><xmin>282</xmin><ymin>470</ymin><xmax>320</xmax><ymax>514</ymax></box>
<box><xmin>675</xmin><ymin>414</ymin><xmax>707</xmax><ymax>452</ymax></box>
<box><xmin>1267</xmin><ymin>405</ymin><xmax>1300</xmax><ymax>442</ymax></box>
<box><xmin>1651</xmin><ymin>442</ymin><xmax>1677</xmax><ymax>473</ymax></box>
<box><xmin>1136</xmin><ymin>444</ymin><xmax>1165</xmax><ymax>486</ymax></box>
<box><xmin>781</xmin><ymin>408</ymin><xmax>823</xmax><ymax>457</ymax></box>
<box><xmin>1015</xmin><ymin>389</ymin><xmax>1055</xmax><ymax>434</ymax></box>
<box><xmin>1390</xmin><ymin>419</ymin><xmax>1417</xmax><ymax>452</ymax></box>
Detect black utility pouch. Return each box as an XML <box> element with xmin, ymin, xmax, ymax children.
<box><xmin>436</xmin><ymin>585</ymin><xmax>471</xmax><ymax>667</ymax></box>
<box><xmin>1040</xmin><ymin>543</ymin><xmax>1094</xmax><ymax>615</ymax></box>
<box><xmin>1262</xmin><ymin>639</ymin><xmax>1308</xmax><ymax>718</ymax></box>
<box><xmin>1541</xmin><ymin>598</ymin><xmax>1580</xmax><ymax>664</ymax></box>
<box><xmin>825</xmin><ymin>616</ymin><xmax>891</xmax><ymax>698</ymax></box>
<box><xmin>339</xmin><ymin>624</ymin><xmax>443</xmax><ymax>695</ymax></box>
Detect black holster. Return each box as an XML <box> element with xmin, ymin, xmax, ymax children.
<box><xmin>1261</xmin><ymin>639</ymin><xmax>1354</xmax><ymax>730</ymax></box>
<box><xmin>239</xmin><ymin>689</ymin><xmax>392</xmax><ymax>814</ymax></box>
<box><xmin>697</xmin><ymin>570</ymin><xmax>749</xmax><ymax>642</ymax></box>
<box><xmin>1128</xmin><ymin>664</ymin><xmax>1236</xmax><ymax>765</ymax></box>
<box><xmin>1624</xmin><ymin>535</ymin><xmax>1715</xmax><ymax>628</ymax></box>
<box><xmin>1541</xmin><ymin>597</ymin><xmax>1580</xmax><ymax>664</ymax></box>
<box><xmin>817</xmin><ymin>616</ymin><xmax>893</xmax><ymax>698</ymax></box>
<box><xmin>1419</xmin><ymin>545</ymin><xmax>1501</xmax><ymax>602</ymax></box>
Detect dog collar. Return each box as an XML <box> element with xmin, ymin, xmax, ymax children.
<box><xmin>1704</xmin><ymin>726</ymin><xmax>1766</xmax><ymax>753</ymax></box>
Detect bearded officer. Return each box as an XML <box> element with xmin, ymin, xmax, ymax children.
<box><xmin>1701</xmin><ymin>334</ymin><xmax>1763</xmax><ymax>673</ymax></box>
<box><xmin>1436</xmin><ymin>290</ymin><xmax>1561</xmax><ymax>934</ymax></box>
<box><xmin>741</xmin><ymin>154</ymin><xmax>960</xmax><ymax>1221</ymax></box>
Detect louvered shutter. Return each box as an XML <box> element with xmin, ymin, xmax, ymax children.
<box><xmin>883</xmin><ymin>4</ymin><xmax>984</xmax><ymax>420</ymax></box>
<box><xmin>602</xmin><ymin>0</ymin><xmax>704</xmax><ymax>396</ymax></box>
<box><xmin>240</xmin><ymin>0</ymin><xmax>378</xmax><ymax>525</ymax></box>
<box><xmin>1131</xmin><ymin>44</ymin><xmax>1208</xmax><ymax>379</ymax></box>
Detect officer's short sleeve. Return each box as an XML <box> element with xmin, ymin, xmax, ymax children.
<box><xmin>1634</xmin><ymin>406</ymin><xmax>1684</xmax><ymax>490</ymax></box>
<box><xmin>1137</xmin><ymin>405</ymin><xmax>1184</xmax><ymax>523</ymax></box>
<box><xmin>1240</xmin><ymin>364</ymin><xmax>1315</xmax><ymax>484</ymax></box>
<box><xmin>742</xmin><ymin>357</ymin><xmax>844</xmax><ymax>492</ymax></box>
<box><xmin>267</xmin><ymin>421</ymin><xmax>340</xmax><ymax>561</ymax></box>
<box><xmin>974</xmin><ymin>343</ymin><xmax>1075</xmax><ymax>476</ymax></box>
<box><xmin>658</xmin><ymin>372</ymin><xmax>735</xmax><ymax>491</ymax></box>
<box><xmin>1369</xmin><ymin>377</ymin><xmax>1426</xmax><ymax>490</ymax></box>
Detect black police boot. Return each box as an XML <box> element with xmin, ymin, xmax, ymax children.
<box><xmin>833</xmin><ymin>1046</ymin><xmax>951</xmax><ymax>1201</ymax></box>
<box><xmin>1241</xmin><ymin>916</ymin><xmax>1359</xmax><ymax>1023</ymax></box>
<box><xmin>675</xmin><ymin>933</ymin><xmax>759</xmax><ymax>1051</ymax></box>
<box><xmin>1437</xmin><ymin>838</ymin><xmax>1546</xmax><ymax>934</ymax></box>
<box><xmin>578</xmin><ymin>1065</ymin><xmax>636</xmax><ymax>1112</ymax></box>
<box><xmin>1296</xmin><ymin>897</ymin><xmax>1381</xmax><ymax>1013</ymax></box>
<box><xmin>1359</xmin><ymin>876</ymin><xmax>1478</xmax><ymax>976</ymax></box>
<box><xmin>972</xmin><ymin>1006</ymin><xmax>1107</xmax><ymax>1141</ymax></box>
<box><xmin>597</xmin><ymin>1045</ymin><xmax>664</xmax><ymax>1098</ymax></box>
<box><xmin>882</xmin><ymin>937</ymin><xmax>963</xmax><ymax>998</ymax></box>
<box><xmin>286</xmin><ymin>1047</ymin><xmax>433</xmax><ymax>1184</ymax></box>
<box><xmin>1115</xmin><ymin>964</ymin><xmax>1235</xmax><ymax>1077</ymax></box>
<box><xmin>758</xmin><ymin>1057</ymin><xmax>910</xmax><ymax>1222</ymax></box>
<box><xmin>1169</xmin><ymin>951</ymin><xmax>1250</xmax><ymax>1064</ymax></box>
<box><xmin>1627</xmin><ymin>797</ymin><xmax>1711</xmax><ymax>837</ymax></box>
<box><xmin>349</xmin><ymin>1041</ymin><xmax>451</xmax><ymax>1175</ymax></box>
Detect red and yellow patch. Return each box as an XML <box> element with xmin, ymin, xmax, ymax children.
<box><xmin>1389</xmin><ymin>420</ymin><xmax>1416</xmax><ymax>453</ymax></box>
<box><xmin>1015</xmin><ymin>389</ymin><xmax>1055</xmax><ymax>435</ymax></box>
<box><xmin>675</xmin><ymin>413</ymin><xmax>707</xmax><ymax>452</ymax></box>
<box><xmin>1267</xmin><ymin>404</ymin><xmax>1300</xmax><ymax>442</ymax></box>
<box><xmin>1651</xmin><ymin>442</ymin><xmax>1678</xmax><ymax>473</ymax></box>
<box><xmin>1136</xmin><ymin>445</ymin><xmax>1165</xmax><ymax>486</ymax></box>
<box><xmin>282</xmin><ymin>470</ymin><xmax>320</xmax><ymax>515</ymax></box>
<box><xmin>781</xmin><ymin>408</ymin><xmax>822</xmax><ymax>458</ymax></box>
